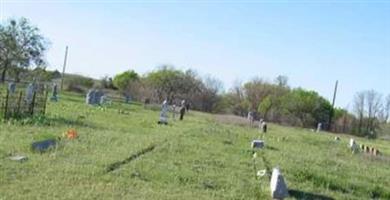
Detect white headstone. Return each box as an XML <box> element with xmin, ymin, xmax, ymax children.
<box><xmin>316</xmin><ymin>123</ymin><xmax>322</xmax><ymax>133</ymax></box>
<box><xmin>349</xmin><ymin>138</ymin><xmax>355</xmax><ymax>148</ymax></box>
<box><xmin>159</xmin><ymin>100</ymin><xmax>169</xmax><ymax>124</ymax></box>
<box><xmin>270</xmin><ymin>168</ymin><xmax>289</xmax><ymax>199</ymax></box>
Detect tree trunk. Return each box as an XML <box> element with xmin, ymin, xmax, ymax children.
<box><xmin>1</xmin><ymin>68</ymin><xmax>7</xmax><ymax>83</ymax></box>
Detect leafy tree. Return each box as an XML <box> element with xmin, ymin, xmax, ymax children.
<box><xmin>145</xmin><ymin>66</ymin><xmax>186</xmax><ymax>101</ymax></box>
<box><xmin>0</xmin><ymin>17</ymin><xmax>48</xmax><ymax>82</ymax></box>
<box><xmin>113</xmin><ymin>70</ymin><xmax>139</xmax><ymax>91</ymax></box>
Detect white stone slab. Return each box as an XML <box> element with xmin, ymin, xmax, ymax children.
<box><xmin>270</xmin><ymin>168</ymin><xmax>288</xmax><ymax>199</ymax></box>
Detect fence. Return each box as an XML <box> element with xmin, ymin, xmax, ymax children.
<box><xmin>0</xmin><ymin>82</ymin><xmax>48</xmax><ymax>120</ymax></box>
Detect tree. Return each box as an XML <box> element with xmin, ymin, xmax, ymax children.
<box><xmin>365</xmin><ymin>90</ymin><xmax>382</xmax><ymax>135</ymax></box>
<box><xmin>274</xmin><ymin>75</ymin><xmax>289</xmax><ymax>87</ymax></box>
<box><xmin>0</xmin><ymin>17</ymin><xmax>48</xmax><ymax>82</ymax></box>
<box><xmin>353</xmin><ymin>91</ymin><xmax>366</xmax><ymax>134</ymax></box>
<box><xmin>113</xmin><ymin>70</ymin><xmax>139</xmax><ymax>92</ymax></box>
<box><xmin>145</xmin><ymin>66</ymin><xmax>186</xmax><ymax>102</ymax></box>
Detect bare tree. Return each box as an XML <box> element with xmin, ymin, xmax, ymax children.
<box><xmin>365</xmin><ymin>90</ymin><xmax>382</xmax><ymax>133</ymax></box>
<box><xmin>353</xmin><ymin>91</ymin><xmax>366</xmax><ymax>134</ymax></box>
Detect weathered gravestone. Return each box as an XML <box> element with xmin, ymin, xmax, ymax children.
<box><xmin>8</xmin><ymin>82</ymin><xmax>16</xmax><ymax>94</ymax></box>
<box><xmin>270</xmin><ymin>167</ymin><xmax>289</xmax><ymax>200</ymax></box>
<box><xmin>262</xmin><ymin>121</ymin><xmax>268</xmax><ymax>133</ymax></box>
<box><xmin>349</xmin><ymin>138</ymin><xmax>359</xmax><ymax>153</ymax></box>
<box><xmin>86</xmin><ymin>89</ymin><xmax>105</xmax><ymax>105</ymax></box>
<box><xmin>251</xmin><ymin>140</ymin><xmax>265</xmax><ymax>149</ymax></box>
<box><xmin>100</xmin><ymin>95</ymin><xmax>108</xmax><ymax>105</ymax></box>
<box><xmin>9</xmin><ymin>155</ymin><xmax>28</xmax><ymax>162</ymax></box>
<box><xmin>125</xmin><ymin>95</ymin><xmax>131</xmax><ymax>104</ymax></box>
<box><xmin>31</xmin><ymin>139</ymin><xmax>57</xmax><ymax>153</ymax></box>
<box><xmin>50</xmin><ymin>83</ymin><xmax>58</xmax><ymax>102</ymax></box>
<box><xmin>316</xmin><ymin>123</ymin><xmax>322</xmax><ymax>133</ymax></box>
<box><xmin>158</xmin><ymin>100</ymin><xmax>169</xmax><ymax>125</ymax></box>
<box><xmin>25</xmin><ymin>83</ymin><xmax>35</xmax><ymax>104</ymax></box>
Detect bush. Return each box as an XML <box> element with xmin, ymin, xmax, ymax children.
<box><xmin>64</xmin><ymin>74</ymin><xmax>94</xmax><ymax>93</ymax></box>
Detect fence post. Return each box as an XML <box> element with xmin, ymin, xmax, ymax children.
<box><xmin>42</xmin><ymin>90</ymin><xmax>48</xmax><ymax>115</ymax></box>
<box><xmin>16</xmin><ymin>91</ymin><xmax>22</xmax><ymax>117</ymax></box>
<box><xmin>31</xmin><ymin>91</ymin><xmax>36</xmax><ymax>116</ymax></box>
<box><xmin>4</xmin><ymin>89</ymin><xmax>9</xmax><ymax>119</ymax></box>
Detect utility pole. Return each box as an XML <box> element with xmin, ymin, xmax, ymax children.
<box><xmin>60</xmin><ymin>46</ymin><xmax>68</xmax><ymax>90</ymax></box>
<box><xmin>328</xmin><ymin>80</ymin><xmax>338</xmax><ymax>131</ymax></box>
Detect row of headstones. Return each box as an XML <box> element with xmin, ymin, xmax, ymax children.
<box><xmin>158</xmin><ymin>100</ymin><xmax>187</xmax><ymax>125</ymax></box>
<box><xmin>86</xmin><ymin>89</ymin><xmax>108</xmax><ymax>105</ymax></box>
<box><xmin>349</xmin><ymin>138</ymin><xmax>380</xmax><ymax>156</ymax></box>
<box><xmin>251</xmin><ymin>140</ymin><xmax>288</xmax><ymax>199</ymax></box>
<box><xmin>8</xmin><ymin>82</ymin><xmax>59</xmax><ymax>102</ymax></box>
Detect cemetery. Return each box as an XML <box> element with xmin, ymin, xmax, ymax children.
<box><xmin>1</xmin><ymin>4</ymin><xmax>389</xmax><ymax>200</ymax></box>
<box><xmin>1</xmin><ymin>91</ymin><xmax>389</xmax><ymax>200</ymax></box>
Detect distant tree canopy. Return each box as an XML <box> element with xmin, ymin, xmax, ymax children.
<box><xmin>113</xmin><ymin>70</ymin><xmax>139</xmax><ymax>91</ymax></box>
<box><xmin>0</xmin><ymin>17</ymin><xmax>48</xmax><ymax>82</ymax></box>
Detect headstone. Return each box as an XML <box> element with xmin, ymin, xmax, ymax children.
<box><xmin>50</xmin><ymin>83</ymin><xmax>58</xmax><ymax>102</ymax></box>
<box><xmin>270</xmin><ymin>168</ymin><xmax>289</xmax><ymax>200</ymax></box>
<box><xmin>94</xmin><ymin>90</ymin><xmax>104</xmax><ymax>105</ymax></box>
<box><xmin>262</xmin><ymin>121</ymin><xmax>268</xmax><ymax>133</ymax></box>
<box><xmin>373</xmin><ymin>149</ymin><xmax>379</xmax><ymax>156</ymax></box>
<box><xmin>100</xmin><ymin>95</ymin><xmax>107</xmax><ymax>105</ymax></box>
<box><xmin>25</xmin><ymin>83</ymin><xmax>35</xmax><ymax>104</ymax></box>
<box><xmin>125</xmin><ymin>95</ymin><xmax>131</xmax><ymax>104</ymax></box>
<box><xmin>365</xmin><ymin>146</ymin><xmax>370</xmax><ymax>153</ymax></box>
<box><xmin>248</xmin><ymin>111</ymin><xmax>254</xmax><ymax>126</ymax></box>
<box><xmin>31</xmin><ymin>139</ymin><xmax>57</xmax><ymax>153</ymax></box>
<box><xmin>172</xmin><ymin>104</ymin><xmax>177</xmax><ymax>120</ymax></box>
<box><xmin>370</xmin><ymin>147</ymin><xmax>375</xmax><ymax>155</ymax></box>
<box><xmin>158</xmin><ymin>100</ymin><xmax>169</xmax><ymax>125</ymax></box>
<box><xmin>316</xmin><ymin>123</ymin><xmax>322</xmax><ymax>133</ymax></box>
<box><xmin>179</xmin><ymin>101</ymin><xmax>186</xmax><ymax>121</ymax></box>
<box><xmin>349</xmin><ymin>138</ymin><xmax>355</xmax><ymax>149</ymax></box>
<box><xmin>86</xmin><ymin>89</ymin><xmax>105</xmax><ymax>105</ymax></box>
<box><xmin>9</xmin><ymin>155</ymin><xmax>28</xmax><ymax>162</ymax></box>
<box><xmin>349</xmin><ymin>138</ymin><xmax>359</xmax><ymax>153</ymax></box>
<box><xmin>8</xmin><ymin>82</ymin><xmax>16</xmax><ymax>94</ymax></box>
<box><xmin>86</xmin><ymin>89</ymin><xmax>95</xmax><ymax>104</ymax></box>
<box><xmin>251</xmin><ymin>140</ymin><xmax>264</xmax><ymax>149</ymax></box>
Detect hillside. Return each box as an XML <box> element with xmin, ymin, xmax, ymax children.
<box><xmin>0</xmin><ymin>92</ymin><xmax>389</xmax><ymax>200</ymax></box>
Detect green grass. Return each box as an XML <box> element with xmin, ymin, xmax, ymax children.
<box><xmin>0</xmin><ymin>92</ymin><xmax>389</xmax><ymax>200</ymax></box>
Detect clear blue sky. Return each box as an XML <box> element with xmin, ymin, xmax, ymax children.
<box><xmin>1</xmin><ymin>0</ymin><xmax>389</xmax><ymax>108</ymax></box>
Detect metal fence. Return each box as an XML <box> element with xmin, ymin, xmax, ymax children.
<box><xmin>0</xmin><ymin>83</ymin><xmax>48</xmax><ymax>120</ymax></box>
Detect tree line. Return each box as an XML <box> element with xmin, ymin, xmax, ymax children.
<box><xmin>1</xmin><ymin>17</ymin><xmax>389</xmax><ymax>138</ymax></box>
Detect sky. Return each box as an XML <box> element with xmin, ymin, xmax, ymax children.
<box><xmin>1</xmin><ymin>0</ymin><xmax>389</xmax><ymax>108</ymax></box>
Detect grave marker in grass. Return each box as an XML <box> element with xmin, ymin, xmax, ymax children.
<box><xmin>270</xmin><ymin>167</ymin><xmax>289</xmax><ymax>200</ymax></box>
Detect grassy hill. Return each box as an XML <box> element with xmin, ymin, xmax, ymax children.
<box><xmin>0</xmin><ymin>92</ymin><xmax>389</xmax><ymax>200</ymax></box>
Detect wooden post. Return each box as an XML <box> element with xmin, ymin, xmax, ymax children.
<box><xmin>4</xmin><ymin>89</ymin><xmax>9</xmax><ymax>119</ymax></box>
<box><xmin>16</xmin><ymin>91</ymin><xmax>22</xmax><ymax>117</ymax></box>
<box><xmin>42</xmin><ymin>90</ymin><xmax>48</xmax><ymax>115</ymax></box>
<box><xmin>60</xmin><ymin>46</ymin><xmax>69</xmax><ymax>91</ymax></box>
<box><xmin>30</xmin><ymin>91</ymin><xmax>36</xmax><ymax>116</ymax></box>
<box><xmin>328</xmin><ymin>80</ymin><xmax>338</xmax><ymax>131</ymax></box>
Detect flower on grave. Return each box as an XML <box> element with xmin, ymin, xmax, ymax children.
<box><xmin>66</xmin><ymin>129</ymin><xmax>78</xmax><ymax>139</ymax></box>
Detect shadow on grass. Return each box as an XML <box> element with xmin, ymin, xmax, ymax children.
<box><xmin>289</xmin><ymin>189</ymin><xmax>335</xmax><ymax>200</ymax></box>
<box><xmin>106</xmin><ymin>144</ymin><xmax>156</xmax><ymax>172</ymax></box>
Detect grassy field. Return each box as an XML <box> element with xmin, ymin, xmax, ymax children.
<box><xmin>1</xmin><ymin>92</ymin><xmax>389</xmax><ymax>200</ymax></box>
